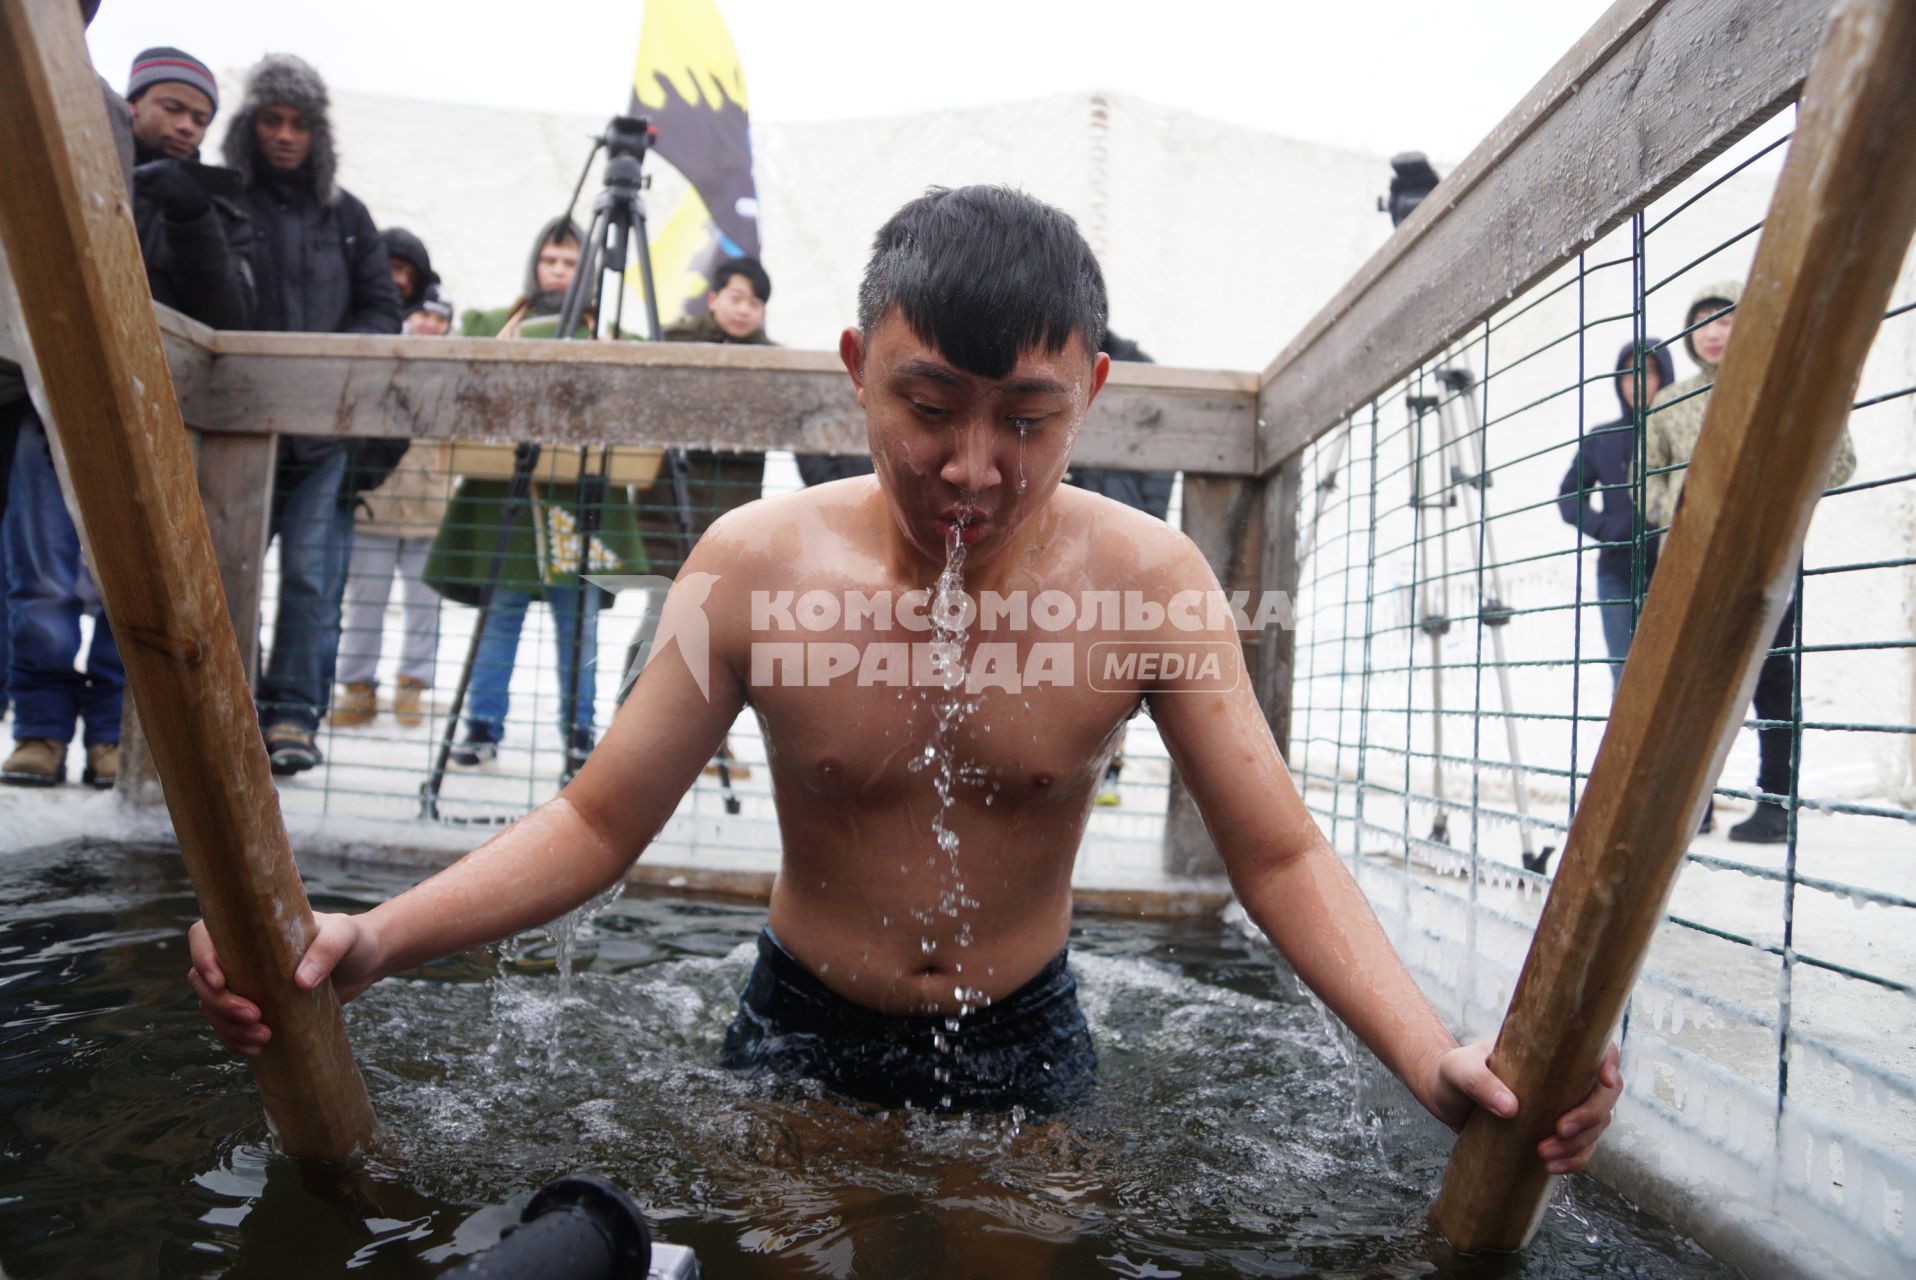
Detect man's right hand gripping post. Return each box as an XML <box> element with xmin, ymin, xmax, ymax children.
<box><xmin>188</xmin><ymin>912</ymin><xmax>380</xmax><ymax>1056</ymax></box>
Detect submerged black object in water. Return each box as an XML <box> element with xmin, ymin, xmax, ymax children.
<box><xmin>444</xmin><ymin>1174</ymin><xmax>691</xmax><ymax>1279</ymax></box>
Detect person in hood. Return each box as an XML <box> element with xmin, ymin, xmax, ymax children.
<box><xmin>1557</xmin><ymin>338</ymin><xmax>1674</xmax><ymax>686</ymax></box>
<box><xmin>3</xmin><ymin>43</ymin><xmax>250</xmax><ymax>791</ymax></box>
<box><xmin>382</xmin><ymin>227</ymin><xmax>439</xmax><ymax>314</ymax></box>
<box><xmin>221</xmin><ymin>54</ymin><xmax>404</xmax><ymax>777</ymax></box>
<box><xmin>1641</xmin><ymin>279</ymin><xmax>1857</xmax><ymax>844</ymax></box>
<box><xmin>424</xmin><ymin>219</ymin><xmax>648</xmax><ymax>775</ymax></box>
<box><xmin>459</xmin><ymin>217</ymin><xmax>585</xmax><ymax>338</ymax></box>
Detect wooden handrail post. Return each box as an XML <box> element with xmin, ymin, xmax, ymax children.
<box><xmin>0</xmin><ymin>1</ymin><xmax>376</xmax><ymax>1158</ymax></box>
<box><xmin>1429</xmin><ymin>0</ymin><xmax>1916</xmax><ymax>1251</ymax></box>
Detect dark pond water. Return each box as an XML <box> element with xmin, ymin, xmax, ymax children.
<box><xmin>0</xmin><ymin>840</ymin><xmax>1738</xmax><ymax>1278</ymax></box>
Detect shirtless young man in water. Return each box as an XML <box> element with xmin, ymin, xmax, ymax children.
<box><xmin>191</xmin><ymin>186</ymin><xmax>1619</xmax><ymax>1171</ymax></box>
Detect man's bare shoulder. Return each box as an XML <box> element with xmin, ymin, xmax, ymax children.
<box><xmin>695</xmin><ymin>475</ymin><xmax>882</xmax><ymax>576</ymax></box>
<box><xmin>1046</xmin><ymin>484</ymin><xmax>1209</xmax><ymax>591</ymax></box>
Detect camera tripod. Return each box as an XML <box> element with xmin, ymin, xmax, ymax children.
<box><xmin>1407</xmin><ymin>367</ymin><xmax>1548</xmax><ymax>869</ymax></box>
<box><xmin>421</xmin><ymin>116</ymin><xmax>740</xmax><ymax>819</ymax></box>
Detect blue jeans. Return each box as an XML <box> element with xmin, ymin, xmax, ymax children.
<box><xmin>1594</xmin><ymin>562</ymin><xmax>1636</xmax><ymax>688</ymax></box>
<box><xmin>0</xmin><ymin>399</ymin><xmax>25</xmax><ymax>716</ymax></box>
<box><xmin>257</xmin><ymin>448</ymin><xmax>353</xmax><ymax>731</ymax></box>
<box><xmin>4</xmin><ymin>413</ymin><xmax>124</xmax><ymax>746</ymax></box>
<box><xmin>465</xmin><ymin>585</ymin><xmax>600</xmax><ymax>742</ymax></box>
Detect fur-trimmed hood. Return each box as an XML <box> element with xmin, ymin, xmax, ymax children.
<box><xmin>222</xmin><ymin>53</ymin><xmax>337</xmax><ymax>203</ymax></box>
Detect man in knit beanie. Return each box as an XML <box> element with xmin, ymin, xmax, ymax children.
<box><xmin>222</xmin><ymin>54</ymin><xmax>403</xmax><ymax>777</ymax></box>
<box><xmin>125</xmin><ymin>46</ymin><xmax>218</xmax><ymax>161</ymax></box>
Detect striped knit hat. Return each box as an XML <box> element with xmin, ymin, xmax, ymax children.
<box><xmin>126</xmin><ymin>47</ymin><xmax>219</xmax><ymax>112</ymax></box>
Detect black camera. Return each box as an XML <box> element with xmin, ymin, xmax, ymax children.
<box><xmin>604</xmin><ymin>115</ymin><xmax>656</xmax><ymax>164</ymax></box>
<box><xmin>1379</xmin><ymin>152</ymin><xmax>1442</xmax><ymax>228</ymax></box>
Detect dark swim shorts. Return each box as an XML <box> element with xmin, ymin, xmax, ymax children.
<box><xmin>721</xmin><ymin>928</ymin><xmax>1097</xmax><ymax>1114</ymax></box>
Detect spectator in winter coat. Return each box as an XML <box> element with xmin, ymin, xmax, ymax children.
<box><xmin>383</xmin><ymin>226</ymin><xmax>440</xmax><ymax>315</ymax></box>
<box><xmin>126</xmin><ymin>47</ymin><xmax>254</xmax><ymax>330</ymax></box>
<box><xmin>222</xmin><ymin>54</ymin><xmax>404</xmax><ymax>776</ymax></box>
<box><xmin>333</xmin><ymin>278</ymin><xmax>457</xmax><ymax>733</ymax></box>
<box><xmin>1640</xmin><ymin>278</ymin><xmax>1857</xmax><ymax>844</ymax></box>
<box><xmin>1556</xmin><ymin>338</ymin><xmax>1674</xmax><ymax>687</ymax></box>
<box><xmin>424</xmin><ymin>219</ymin><xmax>648</xmax><ymax>774</ymax></box>
<box><xmin>3</xmin><ymin>46</ymin><xmax>252</xmax><ymax>790</ymax></box>
<box><xmin>642</xmin><ymin>256</ymin><xmax>776</xmax><ymax>571</ymax></box>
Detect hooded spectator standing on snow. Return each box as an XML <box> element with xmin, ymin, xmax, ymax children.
<box><xmin>222</xmin><ymin>54</ymin><xmax>404</xmax><ymax>776</ymax></box>
<box><xmin>1640</xmin><ymin>279</ymin><xmax>1857</xmax><ymax>844</ymax></box>
<box><xmin>423</xmin><ymin>218</ymin><xmax>647</xmax><ymax>775</ymax></box>
<box><xmin>331</xmin><ymin>232</ymin><xmax>456</xmax><ymax>734</ymax></box>
<box><xmin>4</xmin><ymin>44</ymin><xmax>252</xmax><ymax>790</ymax></box>
<box><xmin>1557</xmin><ymin>338</ymin><xmax>1675</xmax><ymax>687</ymax></box>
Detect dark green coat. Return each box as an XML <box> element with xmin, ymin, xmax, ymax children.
<box><xmin>422</xmin><ymin>301</ymin><xmax>648</xmax><ymax>605</ymax></box>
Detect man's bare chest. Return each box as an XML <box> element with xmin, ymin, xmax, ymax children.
<box><xmin>745</xmin><ymin>626</ymin><xmax>1140</xmax><ymax>809</ymax></box>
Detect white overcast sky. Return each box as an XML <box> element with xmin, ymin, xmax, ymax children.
<box><xmin>87</xmin><ymin>0</ymin><xmax>1614</xmax><ymax>163</ymax></box>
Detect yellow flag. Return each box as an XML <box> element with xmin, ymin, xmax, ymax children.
<box><xmin>626</xmin><ymin>0</ymin><xmax>760</xmax><ymax>325</ymax></box>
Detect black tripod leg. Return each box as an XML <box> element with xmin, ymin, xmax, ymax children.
<box><xmin>421</xmin><ymin>442</ymin><xmax>543</xmax><ymax>820</ymax></box>
<box><xmin>561</xmin><ymin>455</ymin><xmax>609</xmax><ymax>785</ymax></box>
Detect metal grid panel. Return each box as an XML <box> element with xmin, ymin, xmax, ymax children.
<box><xmin>1285</xmin><ymin>112</ymin><xmax>1916</xmax><ymax>1259</ymax></box>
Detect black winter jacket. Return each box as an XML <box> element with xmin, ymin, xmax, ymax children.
<box><xmin>242</xmin><ymin>169</ymin><xmax>401</xmax><ymax>338</ymax></box>
<box><xmin>1556</xmin><ymin>340</ymin><xmax>1676</xmax><ymax>576</ymax></box>
<box><xmin>239</xmin><ymin>168</ymin><xmax>402</xmax><ymax>461</ymax></box>
<box><xmin>132</xmin><ymin>141</ymin><xmax>255</xmax><ymax>330</ymax></box>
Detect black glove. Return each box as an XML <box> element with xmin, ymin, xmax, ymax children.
<box><xmin>133</xmin><ymin>160</ymin><xmax>211</xmax><ymax>222</ymax></box>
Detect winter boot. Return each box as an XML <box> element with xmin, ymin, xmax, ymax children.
<box><xmin>449</xmin><ymin>725</ymin><xmax>500</xmax><ymax>768</ymax></box>
<box><xmin>263</xmin><ymin>722</ymin><xmax>322</xmax><ymax>776</ymax></box>
<box><xmin>1728</xmin><ymin>802</ymin><xmax>1790</xmax><ymax>844</ymax></box>
<box><xmin>331</xmin><ymin>682</ymin><xmax>377</xmax><ymax>729</ymax></box>
<box><xmin>393</xmin><ymin>676</ymin><xmax>428</xmax><ymax>728</ymax></box>
<box><xmin>82</xmin><ymin>742</ymin><xmax>120</xmax><ymax>790</ymax></box>
<box><xmin>2</xmin><ymin>738</ymin><xmax>67</xmax><ymax>787</ymax></box>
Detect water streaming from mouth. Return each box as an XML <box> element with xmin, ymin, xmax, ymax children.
<box><xmin>905</xmin><ymin>504</ymin><xmax>990</xmax><ymax>1104</ymax></box>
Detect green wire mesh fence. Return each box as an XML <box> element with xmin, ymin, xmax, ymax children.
<box><xmin>1285</xmin><ymin>110</ymin><xmax>1915</xmax><ymax>1262</ymax></box>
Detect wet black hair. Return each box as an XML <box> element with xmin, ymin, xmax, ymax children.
<box><xmin>856</xmin><ymin>185</ymin><xmax>1107</xmax><ymax>380</ymax></box>
<box><xmin>710</xmin><ymin>255</ymin><xmax>771</xmax><ymax>304</ymax></box>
